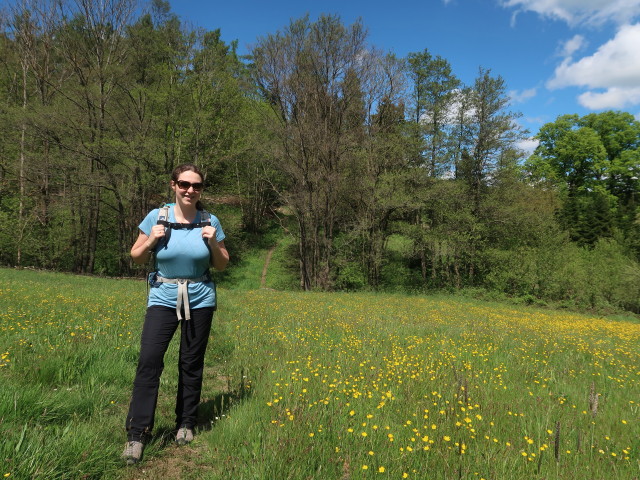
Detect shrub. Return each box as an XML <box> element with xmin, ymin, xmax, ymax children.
<box><xmin>483</xmin><ymin>238</ymin><xmax>640</xmax><ymax>312</ymax></box>
<box><xmin>334</xmin><ymin>262</ymin><xmax>367</xmax><ymax>291</ymax></box>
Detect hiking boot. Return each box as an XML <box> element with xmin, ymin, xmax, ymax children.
<box><xmin>175</xmin><ymin>426</ymin><xmax>194</xmax><ymax>445</ymax></box>
<box><xmin>122</xmin><ymin>440</ymin><xmax>144</xmax><ymax>465</ymax></box>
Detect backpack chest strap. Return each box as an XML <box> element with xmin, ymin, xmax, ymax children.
<box><xmin>157</xmin><ymin>220</ymin><xmax>211</xmax><ymax>230</ymax></box>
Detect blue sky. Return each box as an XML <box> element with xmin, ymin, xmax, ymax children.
<box><xmin>167</xmin><ymin>0</ymin><xmax>640</xmax><ymax>148</ymax></box>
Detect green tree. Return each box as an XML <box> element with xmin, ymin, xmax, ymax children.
<box><xmin>406</xmin><ymin>49</ymin><xmax>460</xmax><ymax>177</ymax></box>
<box><xmin>44</xmin><ymin>0</ymin><xmax>137</xmax><ymax>273</ymax></box>
<box><xmin>3</xmin><ymin>0</ymin><xmax>68</xmax><ymax>268</ymax></box>
<box><xmin>464</xmin><ymin>67</ymin><xmax>525</xmax><ymax>205</ymax></box>
<box><xmin>526</xmin><ymin>111</ymin><xmax>639</xmax><ymax>251</ymax></box>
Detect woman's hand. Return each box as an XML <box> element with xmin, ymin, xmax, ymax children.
<box><xmin>130</xmin><ymin>226</ymin><xmax>165</xmax><ymax>265</ymax></box>
<box><xmin>201</xmin><ymin>225</ymin><xmax>217</xmax><ymax>243</ymax></box>
<box><xmin>147</xmin><ymin>225</ymin><xmax>166</xmax><ymax>247</ymax></box>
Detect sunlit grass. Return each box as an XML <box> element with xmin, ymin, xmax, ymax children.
<box><xmin>211</xmin><ymin>291</ymin><xmax>639</xmax><ymax>479</ymax></box>
<box><xmin>1</xmin><ymin>268</ymin><xmax>638</xmax><ymax>479</ymax></box>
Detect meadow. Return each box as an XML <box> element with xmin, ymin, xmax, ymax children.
<box><xmin>0</xmin><ymin>267</ymin><xmax>638</xmax><ymax>479</ymax></box>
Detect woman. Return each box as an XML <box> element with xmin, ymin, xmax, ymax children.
<box><xmin>122</xmin><ymin>164</ymin><xmax>229</xmax><ymax>465</ymax></box>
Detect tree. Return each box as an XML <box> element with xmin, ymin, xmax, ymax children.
<box><xmin>464</xmin><ymin>67</ymin><xmax>525</xmax><ymax>204</ymax></box>
<box><xmin>4</xmin><ymin>0</ymin><xmax>66</xmax><ymax>268</ymax></box>
<box><xmin>0</xmin><ymin>0</ymin><xmax>256</xmax><ymax>274</ymax></box>
<box><xmin>345</xmin><ymin>53</ymin><xmax>409</xmax><ymax>287</ymax></box>
<box><xmin>526</xmin><ymin>111</ymin><xmax>640</xmax><ymax>250</ymax></box>
<box><xmin>406</xmin><ymin>49</ymin><xmax>460</xmax><ymax>176</ymax></box>
<box><xmin>45</xmin><ymin>0</ymin><xmax>136</xmax><ymax>273</ymax></box>
<box><xmin>580</xmin><ymin>111</ymin><xmax>640</xmax><ymax>249</ymax></box>
<box><xmin>252</xmin><ymin>15</ymin><xmax>383</xmax><ymax>289</ymax></box>
<box><xmin>405</xmin><ymin>50</ymin><xmax>461</xmax><ymax>281</ymax></box>
<box><xmin>405</xmin><ymin>67</ymin><xmax>524</xmax><ymax>287</ymax></box>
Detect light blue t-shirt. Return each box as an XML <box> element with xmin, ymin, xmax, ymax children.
<box><xmin>140</xmin><ymin>205</ymin><xmax>225</xmax><ymax>309</ymax></box>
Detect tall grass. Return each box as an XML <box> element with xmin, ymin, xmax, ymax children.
<box><xmin>1</xmin><ymin>268</ymin><xmax>638</xmax><ymax>479</ymax></box>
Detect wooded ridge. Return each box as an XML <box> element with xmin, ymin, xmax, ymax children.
<box><xmin>1</xmin><ymin>0</ymin><xmax>638</xmax><ymax>312</ymax></box>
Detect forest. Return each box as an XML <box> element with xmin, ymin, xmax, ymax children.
<box><xmin>1</xmin><ymin>0</ymin><xmax>639</xmax><ymax>312</ymax></box>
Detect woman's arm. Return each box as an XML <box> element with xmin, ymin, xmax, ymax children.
<box><xmin>208</xmin><ymin>240</ymin><xmax>230</xmax><ymax>271</ymax></box>
<box><xmin>202</xmin><ymin>225</ymin><xmax>230</xmax><ymax>271</ymax></box>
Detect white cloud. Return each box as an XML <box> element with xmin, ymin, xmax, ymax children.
<box><xmin>558</xmin><ymin>34</ymin><xmax>586</xmax><ymax>57</ymax></box>
<box><xmin>578</xmin><ymin>87</ymin><xmax>640</xmax><ymax>109</ymax></box>
<box><xmin>549</xmin><ymin>24</ymin><xmax>640</xmax><ymax>89</ymax></box>
<box><xmin>517</xmin><ymin>137</ymin><xmax>540</xmax><ymax>155</ymax></box>
<box><xmin>547</xmin><ymin>23</ymin><xmax>640</xmax><ymax>109</ymax></box>
<box><xmin>524</xmin><ymin>115</ymin><xmax>546</xmax><ymax>124</ymax></box>
<box><xmin>509</xmin><ymin>87</ymin><xmax>537</xmax><ymax>104</ymax></box>
<box><xmin>419</xmin><ymin>88</ymin><xmax>475</xmax><ymax>126</ymax></box>
<box><xmin>500</xmin><ymin>0</ymin><xmax>640</xmax><ymax>26</ymax></box>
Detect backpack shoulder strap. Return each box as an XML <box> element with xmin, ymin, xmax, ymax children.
<box><xmin>155</xmin><ymin>204</ymin><xmax>171</xmax><ymax>250</ymax></box>
<box><xmin>199</xmin><ymin>210</ymin><xmax>213</xmax><ymax>256</ymax></box>
<box><xmin>157</xmin><ymin>204</ymin><xmax>170</xmax><ymax>226</ymax></box>
<box><xmin>200</xmin><ymin>210</ymin><xmax>211</xmax><ymax>226</ymax></box>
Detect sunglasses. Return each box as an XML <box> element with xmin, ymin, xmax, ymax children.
<box><xmin>175</xmin><ymin>180</ymin><xmax>204</xmax><ymax>191</ymax></box>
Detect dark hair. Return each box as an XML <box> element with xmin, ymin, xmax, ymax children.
<box><xmin>171</xmin><ymin>163</ymin><xmax>204</xmax><ymax>182</ymax></box>
<box><xmin>171</xmin><ymin>163</ymin><xmax>206</xmax><ymax>211</ymax></box>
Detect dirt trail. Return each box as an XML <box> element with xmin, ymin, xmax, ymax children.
<box><xmin>260</xmin><ymin>246</ymin><xmax>276</xmax><ymax>288</ymax></box>
<box><xmin>122</xmin><ymin>371</ymin><xmax>236</xmax><ymax>479</ymax></box>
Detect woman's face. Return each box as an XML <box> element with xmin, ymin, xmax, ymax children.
<box><xmin>171</xmin><ymin>170</ymin><xmax>203</xmax><ymax>207</ymax></box>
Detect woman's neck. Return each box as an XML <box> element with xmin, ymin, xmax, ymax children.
<box><xmin>173</xmin><ymin>203</ymin><xmax>197</xmax><ymax>223</ymax></box>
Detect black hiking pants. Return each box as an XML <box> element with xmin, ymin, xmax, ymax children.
<box><xmin>125</xmin><ymin>305</ymin><xmax>214</xmax><ymax>441</ymax></box>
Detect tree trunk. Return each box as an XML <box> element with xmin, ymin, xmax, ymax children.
<box><xmin>298</xmin><ymin>216</ymin><xmax>311</xmax><ymax>291</ymax></box>
<box><xmin>17</xmin><ymin>60</ymin><xmax>28</xmax><ymax>267</ymax></box>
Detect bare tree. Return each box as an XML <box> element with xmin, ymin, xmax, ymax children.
<box><xmin>7</xmin><ymin>0</ymin><xmax>62</xmax><ymax>265</ymax></box>
<box><xmin>252</xmin><ymin>15</ymin><xmax>382</xmax><ymax>289</ymax></box>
